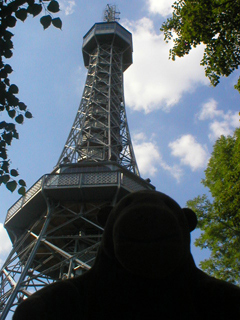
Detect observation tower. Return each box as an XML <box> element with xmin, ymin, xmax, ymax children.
<box><xmin>0</xmin><ymin>5</ymin><xmax>154</xmax><ymax>319</ymax></box>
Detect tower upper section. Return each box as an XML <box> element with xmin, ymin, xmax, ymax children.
<box><xmin>82</xmin><ymin>22</ymin><xmax>133</xmax><ymax>72</ymax></box>
<box><xmin>57</xmin><ymin>19</ymin><xmax>139</xmax><ymax>174</ymax></box>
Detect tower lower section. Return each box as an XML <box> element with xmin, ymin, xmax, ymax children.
<box><xmin>0</xmin><ymin>162</ymin><xmax>154</xmax><ymax>318</ymax></box>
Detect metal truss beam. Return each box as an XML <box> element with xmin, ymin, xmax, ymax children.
<box><xmin>58</xmin><ymin>43</ymin><xmax>139</xmax><ymax>176</ymax></box>
<box><xmin>0</xmin><ymin>196</ymin><xmax>111</xmax><ymax>319</ymax></box>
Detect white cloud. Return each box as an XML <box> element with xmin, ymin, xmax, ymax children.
<box><xmin>134</xmin><ymin>140</ymin><xmax>161</xmax><ymax>176</ymax></box>
<box><xmin>133</xmin><ymin>133</ymin><xmax>183</xmax><ymax>181</ymax></box>
<box><xmin>0</xmin><ymin>223</ymin><xmax>12</xmax><ymax>267</ymax></box>
<box><xmin>123</xmin><ymin>18</ymin><xmax>207</xmax><ymax>113</ymax></box>
<box><xmin>198</xmin><ymin>99</ymin><xmax>239</xmax><ymax>141</ymax></box>
<box><xmin>0</xmin><ymin>224</ymin><xmax>11</xmax><ymax>254</ymax></box>
<box><xmin>208</xmin><ymin>121</ymin><xmax>233</xmax><ymax>141</ymax></box>
<box><xmin>59</xmin><ymin>0</ymin><xmax>76</xmax><ymax>15</ymax></box>
<box><xmin>198</xmin><ymin>99</ymin><xmax>223</xmax><ymax>120</ymax></box>
<box><xmin>229</xmin><ymin>112</ymin><xmax>239</xmax><ymax>128</ymax></box>
<box><xmin>169</xmin><ymin>135</ymin><xmax>209</xmax><ymax>171</ymax></box>
<box><xmin>147</xmin><ymin>0</ymin><xmax>173</xmax><ymax>17</ymax></box>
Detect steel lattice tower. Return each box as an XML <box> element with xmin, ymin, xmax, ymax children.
<box><xmin>0</xmin><ymin>6</ymin><xmax>154</xmax><ymax>319</ymax></box>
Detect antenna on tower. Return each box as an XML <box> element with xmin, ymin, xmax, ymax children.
<box><xmin>103</xmin><ymin>4</ymin><xmax>120</xmax><ymax>22</ymax></box>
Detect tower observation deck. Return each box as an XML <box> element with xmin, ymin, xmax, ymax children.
<box><xmin>0</xmin><ymin>6</ymin><xmax>155</xmax><ymax>319</ymax></box>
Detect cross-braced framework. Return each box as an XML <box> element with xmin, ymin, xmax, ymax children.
<box><xmin>58</xmin><ymin>42</ymin><xmax>139</xmax><ymax>176</ymax></box>
<box><xmin>0</xmin><ymin>163</ymin><xmax>154</xmax><ymax>318</ymax></box>
<box><xmin>0</xmin><ymin>20</ymin><xmax>154</xmax><ymax>319</ymax></box>
<box><xmin>0</xmin><ymin>193</ymin><xmax>108</xmax><ymax>318</ymax></box>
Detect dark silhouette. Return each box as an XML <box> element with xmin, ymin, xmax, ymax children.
<box><xmin>13</xmin><ymin>191</ymin><xmax>240</xmax><ymax>319</ymax></box>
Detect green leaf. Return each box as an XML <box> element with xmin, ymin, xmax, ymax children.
<box><xmin>0</xmin><ymin>121</ymin><xmax>7</xmax><ymax>129</ymax></box>
<box><xmin>47</xmin><ymin>1</ymin><xmax>60</xmax><ymax>13</ymax></box>
<box><xmin>1</xmin><ymin>161</ymin><xmax>9</xmax><ymax>173</ymax></box>
<box><xmin>186</xmin><ymin>127</ymin><xmax>240</xmax><ymax>284</ymax></box>
<box><xmin>15</xmin><ymin>0</ymin><xmax>27</xmax><ymax>6</ymax></box>
<box><xmin>6</xmin><ymin>16</ymin><xmax>17</xmax><ymax>28</ymax></box>
<box><xmin>10</xmin><ymin>169</ymin><xmax>19</xmax><ymax>177</ymax></box>
<box><xmin>52</xmin><ymin>17</ymin><xmax>62</xmax><ymax>29</ymax></box>
<box><xmin>2</xmin><ymin>132</ymin><xmax>12</xmax><ymax>145</ymax></box>
<box><xmin>4</xmin><ymin>78</ymin><xmax>10</xmax><ymax>86</ymax></box>
<box><xmin>27</xmin><ymin>0</ymin><xmax>34</xmax><ymax>5</ymax></box>
<box><xmin>25</xmin><ymin>111</ymin><xmax>33</xmax><ymax>118</ymax></box>
<box><xmin>18</xmin><ymin>186</ymin><xmax>26</xmax><ymax>196</ymax></box>
<box><xmin>18</xmin><ymin>179</ymin><xmax>26</xmax><ymax>186</ymax></box>
<box><xmin>9</xmin><ymin>84</ymin><xmax>19</xmax><ymax>94</ymax></box>
<box><xmin>6</xmin><ymin>92</ymin><xmax>19</xmax><ymax>106</ymax></box>
<box><xmin>15</xmin><ymin>114</ymin><xmax>24</xmax><ymax>124</ymax></box>
<box><xmin>6</xmin><ymin>180</ymin><xmax>17</xmax><ymax>192</ymax></box>
<box><xmin>0</xmin><ymin>150</ymin><xmax>7</xmax><ymax>160</ymax></box>
<box><xmin>15</xmin><ymin>8</ymin><xmax>28</xmax><ymax>21</ymax></box>
<box><xmin>12</xmin><ymin>130</ymin><xmax>19</xmax><ymax>139</ymax></box>
<box><xmin>3</xmin><ymin>31</ymin><xmax>14</xmax><ymax>41</ymax></box>
<box><xmin>1</xmin><ymin>175</ymin><xmax>10</xmax><ymax>184</ymax></box>
<box><xmin>0</xmin><ymin>69</ymin><xmax>7</xmax><ymax>78</ymax></box>
<box><xmin>18</xmin><ymin>102</ymin><xmax>27</xmax><ymax>111</ymax></box>
<box><xmin>28</xmin><ymin>4</ymin><xmax>42</xmax><ymax>17</ymax></box>
<box><xmin>40</xmin><ymin>15</ymin><xmax>52</xmax><ymax>30</ymax></box>
<box><xmin>8</xmin><ymin>109</ymin><xmax>16</xmax><ymax>119</ymax></box>
<box><xmin>3</xmin><ymin>49</ymin><xmax>13</xmax><ymax>59</ymax></box>
<box><xmin>6</xmin><ymin>123</ymin><xmax>15</xmax><ymax>131</ymax></box>
<box><xmin>4</xmin><ymin>64</ymin><xmax>13</xmax><ymax>74</ymax></box>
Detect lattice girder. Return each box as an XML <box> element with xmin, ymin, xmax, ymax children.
<box><xmin>58</xmin><ymin>42</ymin><xmax>139</xmax><ymax>175</ymax></box>
<box><xmin>1</xmin><ymin>159</ymin><xmax>154</xmax><ymax>318</ymax></box>
<box><xmin>0</xmin><ymin>21</ymin><xmax>151</xmax><ymax>319</ymax></box>
<box><xmin>0</xmin><ymin>199</ymin><xmax>108</xmax><ymax>317</ymax></box>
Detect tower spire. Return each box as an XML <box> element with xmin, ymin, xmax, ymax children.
<box><xmin>0</xmin><ymin>11</ymin><xmax>154</xmax><ymax>319</ymax></box>
<box><xmin>103</xmin><ymin>4</ymin><xmax>120</xmax><ymax>22</ymax></box>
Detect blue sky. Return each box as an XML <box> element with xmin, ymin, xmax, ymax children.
<box><xmin>0</xmin><ymin>0</ymin><xmax>239</xmax><ymax>269</ymax></box>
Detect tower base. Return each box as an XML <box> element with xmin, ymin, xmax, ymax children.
<box><xmin>0</xmin><ymin>161</ymin><xmax>154</xmax><ymax>319</ymax></box>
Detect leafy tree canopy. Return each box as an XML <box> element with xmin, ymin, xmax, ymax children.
<box><xmin>161</xmin><ymin>0</ymin><xmax>240</xmax><ymax>92</ymax></box>
<box><xmin>0</xmin><ymin>0</ymin><xmax>62</xmax><ymax>194</ymax></box>
<box><xmin>187</xmin><ymin>127</ymin><xmax>240</xmax><ymax>285</ymax></box>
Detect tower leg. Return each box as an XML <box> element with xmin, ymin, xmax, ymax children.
<box><xmin>0</xmin><ymin>199</ymin><xmax>54</xmax><ymax>320</ymax></box>
<box><xmin>0</xmin><ymin>186</ymin><xmax>121</xmax><ymax>318</ymax></box>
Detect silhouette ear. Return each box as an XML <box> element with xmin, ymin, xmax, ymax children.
<box><xmin>97</xmin><ymin>206</ymin><xmax>114</xmax><ymax>227</ymax></box>
<box><xmin>182</xmin><ymin>208</ymin><xmax>198</xmax><ymax>232</ymax></box>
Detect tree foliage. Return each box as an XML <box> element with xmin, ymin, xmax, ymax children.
<box><xmin>187</xmin><ymin>127</ymin><xmax>240</xmax><ymax>285</ymax></box>
<box><xmin>161</xmin><ymin>0</ymin><xmax>240</xmax><ymax>92</ymax></box>
<box><xmin>0</xmin><ymin>0</ymin><xmax>61</xmax><ymax>194</ymax></box>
